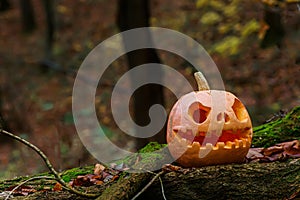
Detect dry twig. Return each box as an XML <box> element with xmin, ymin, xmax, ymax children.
<box><xmin>0</xmin><ymin>129</ymin><xmax>100</xmax><ymax>198</ymax></box>
<box><xmin>131</xmin><ymin>170</ymin><xmax>166</xmax><ymax>200</ymax></box>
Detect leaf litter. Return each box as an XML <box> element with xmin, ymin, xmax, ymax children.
<box><xmin>246</xmin><ymin>140</ymin><xmax>300</xmax><ymax>162</ymax></box>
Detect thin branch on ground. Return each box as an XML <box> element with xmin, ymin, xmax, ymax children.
<box><xmin>131</xmin><ymin>170</ymin><xmax>166</xmax><ymax>200</ymax></box>
<box><xmin>0</xmin><ymin>129</ymin><xmax>100</xmax><ymax>198</ymax></box>
<box><xmin>158</xmin><ymin>174</ymin><xmax>167</xmax><ymax>200</ymax></box>
<box><xmin>287</xmin><ymin>187</ymin><xmax>300</xmax><ymax>200</ymax></box>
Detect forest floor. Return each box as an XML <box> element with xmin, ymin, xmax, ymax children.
<box><xmin>0</xmin><ymin>0</ymin><xmax>299</xmax><ymax>179</ymax></box>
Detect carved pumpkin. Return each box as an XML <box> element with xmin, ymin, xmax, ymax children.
<box><xmin>167</xmin><ymin>72</ymin><xmax>252</xmax><ymax>167</ymax></box>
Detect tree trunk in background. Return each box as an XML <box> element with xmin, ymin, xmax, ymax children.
<box><xmin>41</xmin><ymin>0</ymin><xmax>55</xmax><ymax>58</ymax></box>
<box><xmin>260</xmin><ymin>6</ymin><xmax>285</xmax><ymax>48</ymax></box>
<box><xmin>19</xmin><ymin>0</ymin><xmax>55</xmax><ymax>57</ymax></box>
<box><xmin>20</xmin><ymin>0</ymin><xmax>36</xmax><ymax>32</ymax></box>
<box><xmin>0</xmin><ymin>0</ymin><xmax>10</xmax><ymax>12</ymax></box>
<box><xmin>117</xmin><ymin>0</ymin><xmax>166</xmax><ymax>149</ymax></box>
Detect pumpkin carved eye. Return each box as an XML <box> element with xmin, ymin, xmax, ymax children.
<box><xmin>232</xmin><ymin>98</ymin><xmax>248</xmax><ymax>122</ymax></box>
<box><xmin>188</xmin><ymin>102</ymin><xmax>210</xmax><ymax>123</ymax></box>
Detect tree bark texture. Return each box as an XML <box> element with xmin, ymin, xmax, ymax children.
<box><xmin>0</xmin><ymin>0</ymin><xmax>10</xmax><ymax>12</ymax></box>
<box><xmin>139</xmin><ymin>160</ymin><xmax>300</xmax><ymax>200</ymax></box>
<box><xmin>20</xmin><ymin>0</ymin><xmax>36</xmax><ymax>32</ymax></box>
<box><xmin>1</xmin><ymin>159</ymin><xmax>299</xmax><ymax>200</ymax></box>
<box><xmin>117</xmin><ymin>0</ymin><xmax>166</xmax><ymax>149</ymax></box>
<box><xmin>41</xmin><ymin>0</ymin><xmax>55</xmax><ymax>58</ymax></box>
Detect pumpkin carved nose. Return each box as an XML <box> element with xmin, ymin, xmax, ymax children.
<box><xmin>217</xmin><ymin>112</ymin><xmax>230</xmax><ymax>122</ymax></box>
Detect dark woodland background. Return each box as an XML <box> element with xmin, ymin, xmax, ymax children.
<box><xmin>0</xmin><ymin>0</ymin><xmax>299</xmax><ymax>179</ymax></box>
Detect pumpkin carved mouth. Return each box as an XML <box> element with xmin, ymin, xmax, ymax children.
<box><xmin>173</xmin><ymin>125</ymin><xmax>251</xmax><ymax>149</ymax></box>
<box><xmin>168</xmin><ymin>124</ymin><xmax>252</xmax><ymax>167</ymax></box>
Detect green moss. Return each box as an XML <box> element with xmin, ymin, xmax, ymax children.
<box><xmin>138</xmin><ymin>142</ymin><xmax>167</xmax><ymax>153</ymax></box>
<box><xmin>252</xmin><ymin>106</ymin><xmax>300</xmax><ymax>147</ymax></box>
<box><xmin>116</xmin><ymin>142</ymin><xmax>168</xmax><ymax>170</ymax></box>
<box><xmin>60</xmin><ymin>166</ymin><xmax>94</xmax><ymax>182</ymax></box>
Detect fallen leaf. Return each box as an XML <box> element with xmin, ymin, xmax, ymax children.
<box><xmin>246</xmin><ymin>140</ymin><xmax>300</xmax><ymax>163</ymax></box>
<box><xmin>71</xmin><ymin>174</ymin><xmax>99</xmax><ymax>187</ymax></box>
<box><xmin>94</xmin><ymin>163</ymin><xmax>106</xmax><ymax>175</ymax></box>
<box><xmin>53</xmin><ymin>182</ymin><xmax>62</xmax><ymax>191</ymax></box>
<box><xmin>263</xmin><ymin>145</ymin><xmax>283</xmax><ymax>156</ymax></box>
<box><xmin>6</xmin><ymin>185</ymin><xmax>36</xmax><ymax>196</ymax></box>
<box><xmin>282</xmin><ymin>140</ymin><xmax>300</xmax><ymax>156</ymax></box>
<box><xmin>95</xmin><ymin>180</ymin><xmax>104</xmax><ymax>185</ymax></box>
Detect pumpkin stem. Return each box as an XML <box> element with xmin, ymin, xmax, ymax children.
<box><xmin>194</xmin><ymin>72</ymin><xmax>210</xmax><ymax>91</ymax></box>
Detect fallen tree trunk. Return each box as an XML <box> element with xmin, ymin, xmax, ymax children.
<box><xmin>0</xmin><ymin>106</ymin><xmax>299</xmax><ymax>200</ymax></box>
<box><xmin>97</xmin><ymin>106</ymin><xmax>300</xmax><ymax>200</ymax></box>
<box><xmin>139</xmin><ymin>160</ymin><xmax>300</xmax><ymax>200</ymax></box>
<box><xmin>96</xmin><ymin>143</ymin><xmax>172</xmax><ymax>200</ymax></box>
<box><xmin>2</xmin><ymin>159</ymin><xmax>299</xmax><ymax>200</ymax></box>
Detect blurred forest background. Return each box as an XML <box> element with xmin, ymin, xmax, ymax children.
<box><xmin>0</xmin><ymin>0</ymin><xmax>299</xmax><ymax>180</ymax></box>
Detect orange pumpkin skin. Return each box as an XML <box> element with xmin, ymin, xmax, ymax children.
<box><xmin>167</xmin><ymin>90</ymin><xmax>252</xmax><ymax>167</ymax></box>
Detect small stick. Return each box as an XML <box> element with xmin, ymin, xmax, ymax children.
<box><xmin>158</xmin><ymin>174</ymin><xmax>167</xmax><ymax>200</ymax></box>
<box><xmin>194</xmin><ymin>72</ymin><xmax>210</xmax><ymax>91</ymax></box>
<box><xmin>0</xmin><ymin>129</ymin><xmax>100</xmax><ymax>198</ymax></box>
<box><xmin>131</xmin><ymin>170</ymin><xmax>166</xmax><ymax>200</ymax></box>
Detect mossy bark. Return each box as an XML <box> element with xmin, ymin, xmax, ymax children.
<box><xmin>1</xmin><ymin>160</ymin><xmax>299</xmax><ymax>200</ymax></box>
<box><xmin>252</xmin><ymin>106</ymin><xmax>300</xmax><ymax>147</ymax></box>
<box><xmin>139</xmin><ymin>159</ymin><xmax>300</xmax><ymax>200</ymax></box>
<box><xmin>96</xmin><ymin>143</ymin><xmax>172</xmax><ymax>200</ymax></box>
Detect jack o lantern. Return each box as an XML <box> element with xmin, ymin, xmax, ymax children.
<box><xmin>167</xmin><ymin>72</ymin><xmax>252</xmax><ymax>167</ymax></box>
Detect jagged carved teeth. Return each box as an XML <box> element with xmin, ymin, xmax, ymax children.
<box><xmin>173</xmin><ymin>126</ymin><xmax>251</xmax><ymax>137</ymax></box>
<box><xmin>173</xmin><ymin>125</ymin><xmax>251</xmax><ymax>149</ymax></box>
<box><xmin>188</xmin><ymin>138</ymin><xmax>250</xmax><ymax>150</ymax></box>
